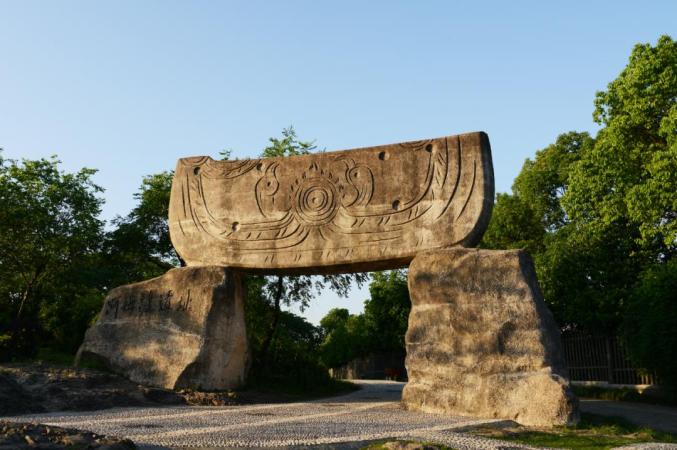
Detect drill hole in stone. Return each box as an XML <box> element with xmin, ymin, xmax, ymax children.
<box><xmin>425</xmin><ymin>144</ymin><xmax>433</xmax><ymax>152</ymax></box>
<box><xmin>193</xmin><ymin>167</ymin><xmax>200</xmax><ymax>175</ymax></box>
<box><xmin>378</xmin><ymin>151</ymin><xmax>389</xmax><ymax>160</ymax></box>
<box><xmin>257</xmin><ymin>163</ymin><xmax>263</xmax><ymax>171</ymax></box>
<box><xmin>392</xmin><ymin>199</ymin><xmax>400</xmax><ymax>210</ymax></box>
<box><xmin>232</xmin><ymin>222</ymin><xmax>239</xmax><ymax>232</ymax></box>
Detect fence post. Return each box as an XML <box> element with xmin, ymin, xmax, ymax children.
<box><xmin>605</xmin><ymin>336</ymin><xmax>615</xmax><ymax>384</ymax></box>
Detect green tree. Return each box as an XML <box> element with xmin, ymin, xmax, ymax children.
<box><xmin>0</xmin><ymin>153</ymin><xmax>104</xmax><ymax>359</ymax></box>
<box><xmin>318</xmin><ymin>270</ymin><xmax>411</xmax><ymax>368</ymax></box>
<box><xmin>363</xmin><ymin>270</ymin><xmax>410</xmax><ymax>353</ymax></box>
<box><xmin>622</xmin><ymin>259</ymin><xmax>677</xmax><ymax>395</ymax></box>
<box><xmin>480</xmin><ymin>193</ymin><xmax>544</xmax><ymax>255</ymax></box>
<box><xmin>319</xmin><ymin>308</ymin><xmax>350</xmax><ymax>337</ymax></box>
<box><xmin>318</xmin><ymin>310</ymin><xmax>370</xmax><ymax>368</ymax></box>
<box><xmin>245</xmin><ymin>276</ymin><xmax>331</xmax><ymax>391</ymax></box>
<box><xmin>481</xmin><ymin>36</ymin><xmax>676</xmax><ymax>336</ymax></box>
<box><xmin>103</xmin><ymin>172</ymin><xmax>178</xmax><ymax>288</ymax></box>
<box><xmin>482</xmin><ymin>131</ymin><xmax>592</xmax><ymax>254</ymax></box>
<box><xmin>513</xmin><ymin>132</ymin><xmax>594</xmax><ymax>232</ymax></box>
<box><xmin>564</xmin><ymin>35</ymin><xmax>676</xmax><ymax>258</ymax></box>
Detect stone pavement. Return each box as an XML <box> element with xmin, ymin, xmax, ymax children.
<box><xmin>3</xmin><ymin>380</ymin><xmax>533</xmax><ymax>449</ymax></box>
<box><xmin>5</xmin><ymin>380</ymin><xmax>677</xmax><ymax>449</ymax></box>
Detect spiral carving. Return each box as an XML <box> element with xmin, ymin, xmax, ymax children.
<box><xmin>292</xmin><ymin>177</ymin><xmax>338</xmax><ymax>225</ymax></box>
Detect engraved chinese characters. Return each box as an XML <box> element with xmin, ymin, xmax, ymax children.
<box><xmin>76</xmin><ymin>267</ymin><xmax>248</xmax><ymax>390</ymax></box>
<box><xmin>169</xmin><ymin>131</ymin><xmax>494</xmax><ymax>273</ymax></box>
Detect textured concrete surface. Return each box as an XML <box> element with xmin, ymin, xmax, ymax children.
<box><xmin>76</xmin><ymin>267</ymin><xmax>249</xmax><ymax>391</ymax></box>
<box><xmin>3</xmin><ymin>380</ymin><xmax>540</xmax><ymax>449</ymax></box>
<box><xmin>169</xmin><ymin>132</ymin><xmax>494</xmax><ymax>274</ymax></box>
<box><xmin>403</xmin><ymin>249</ymin><xmax>578</xmax><ymax>427</ymax></box>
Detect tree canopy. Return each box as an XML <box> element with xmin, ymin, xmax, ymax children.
<box><xmin>481</xmin><ymin>35</ymin><xmax>676</xmax><ymax>386</ymax></box>
<box><xmin>318</xmin><ymin>270</ymin><xmax>410</xmax><ymax>369</ymax></box>
<box><xmin>0</xmin><ymin>153</ymin><xmax>104</xmax><ymax>358</ymax></box>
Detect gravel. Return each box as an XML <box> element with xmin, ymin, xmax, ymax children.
<box><xmin>0</xmin><ymin>420</ymin><xmax>136</xmax><ymax>449</ymax></box>
<box><xmin>2</xmin><ymin>380</ymin><xmax>536</xmax><ymax>449</ymax></box>
<box><xmin>6</xmin><ymin>380</ymin><xmax>673</xmax><ymax>449</ymax></box>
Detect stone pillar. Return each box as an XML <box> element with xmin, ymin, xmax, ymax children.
<box><xmin>402</xmin><ymin>248</ymin><xmax>578</xmax><ymax>427</ymax></box>
<box><xmin>76</xmin><ymin>266</ymin><xmax>249</xmax><ymax>390</ymax></box>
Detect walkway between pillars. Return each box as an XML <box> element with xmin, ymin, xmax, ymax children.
<box><xmin>5</xmin><ymin>380</ymin><xmax>533</xmax><ymax>450</ymax></box>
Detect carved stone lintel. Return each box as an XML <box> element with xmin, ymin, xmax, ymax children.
<box><xmin>76</xmin><ymin>267</ymin><xmax>249</xmax><ymax>390</ymax></box>
<box><xmin>169</xmin><ymin>132</ymin><xmax>494</xmax><ymax>274</ymax></box>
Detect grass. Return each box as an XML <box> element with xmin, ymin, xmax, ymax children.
<box><xmin>470</xmin><ymin>412</ymin><xmax>677</xmax><ymax>450</ymax></box>
<box><xmin>33</xmin><ymin>347</ymin><xmax>76</xmax><ymax>366</ymax></box>
<box><xmin>361</xmin><ymin>440</ymin><xmax>457</xmax><ymax>449</ymax></box>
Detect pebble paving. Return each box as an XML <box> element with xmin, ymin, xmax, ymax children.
<box><xmin>4</xmin><ymin>380</ymin><xmax>596</xmax><ymax>450</ymax></box>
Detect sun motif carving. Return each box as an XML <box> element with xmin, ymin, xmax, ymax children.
<box><xmin>292</xmin><ymin>173</ymin><xmax>338</xmax><ymax>225</ymax></box>
<box><xmin>254</xmin><ymin>158</ymin><xmax>374</xmax><ymax>227</ymax></box>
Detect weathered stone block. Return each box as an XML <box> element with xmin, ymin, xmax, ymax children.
<box><xmin>402</xmin><ymin>248</ymin><xmax>579</xmax><ymax>427</ymax></box>
<box><xmin>76</xmin><ymin>267</ymin><xmax>248</xmax><ymax>390</ymax></box>
<box><xmin>169</xmin><ymin>132</ymin><xmax>494</xmax><ymax>274</ymax></box>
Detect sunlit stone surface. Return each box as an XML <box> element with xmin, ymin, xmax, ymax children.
<box><xmin>402</xmin><ymin>248</ymin><xmax>579</xmax><ymax>426</ymax></box>
<box><xmin>169</xmin><ymin>132</ymin><xmax>494</xmax><ymax>273</ymax></box>
<box><xmin>77</xmin><ymin>266</ymin><xmax>248</xmax><ymax>390</ymax></box>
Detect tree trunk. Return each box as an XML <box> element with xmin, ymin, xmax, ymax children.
<box><xmin>259</xmin><ymin>275</ymin><xmax>284</xmax><ymax>364</ymax></box>
<box><xmin>16</xmin><ymin>266</ymin><xmax>44</xmax><ymax>319</ymax></box>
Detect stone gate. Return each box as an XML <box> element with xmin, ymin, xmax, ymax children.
<box><xmin>77</xmin><ymin>131</ymin><xmax>578</xmax><ymax>426</ymax></box>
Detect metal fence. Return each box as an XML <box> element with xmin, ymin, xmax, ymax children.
<box><xmin>329</xmin><ymin>351</ymin><xmax>407</xmax><ymax>381</ymax></box>
<box><xmin>561</xmin><ymin>331</ymin><xmax>658</xmax><ymax>385</ymax></box>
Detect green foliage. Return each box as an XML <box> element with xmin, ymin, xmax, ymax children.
<box><xmin>0</xmin><ymin>153</ymin><xmax>105</xmax><ymax>359</ymax></box>
<box><xmin>564</xmin><ymin>35</ymin><xmax>676</xmax><ymax>256</ymax></box>
<box><xmin>319</xmin><ymin>310</ymin><xmax>371</xmax><ymax>368</ymax></box>
<box><xmin>481</xmin><ymin>131</ymin><xmax>591</xmax><ymax>257</ymax></box>
<box><xmin>319</xmin><ymin>270</ymin><xmax>410</xmax><ymax>368</ymax></box>
<box><xmin>514</xmin><ymin>132</ymin><xmax>594</xmax><ymax>231</ymax></box>
<box><xmin>363</xmin><ymin>270</ymin><xmax>410</xmax><ymax>353</ymax></box>
<box><xmin>481</xmin><ymin>36</ymin><xmax>676</xmax><ymax>336</ymax></box>
<box><xmin>319</xmin><ymin>308</ymin><xmax>350</xmax><ymax>334</ymax></box>
<box><xmin>483</xmin><ymin>131</ymin><xmax>592</xmax><ymax>255</ymax></box>
<box><xmin>104</xmin><ymin>171</ymin><xmax>178</xmax><ymax>287</ymax></box>
<box><xmin>480</xmin><ymin>193</ymin><xmax>544</xmax><ymax>254</ymax></box>
<box><xmin>260</xmin><ymin>125</ymin><xmax>316</xmax><ymax>158</ymax></box>
<box><xmin>480</xmin><ymin>36</ymin><xmax>676</xmax><ymax>387</ymax></box>
<box><xmin>244</xmin><ymin>275</ymin><xmax>340</xmax><ymax>393</ymax></box>
<box><xmin>622</xmin><ymin>259</ymin><xmax>677</xmax><ymax>396</ymax></box>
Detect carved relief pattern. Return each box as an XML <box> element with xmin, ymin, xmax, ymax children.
<box><xmin>169</xmin><ymin>133</ymin><xmax>492</xmax><ymax>270</ymax></box>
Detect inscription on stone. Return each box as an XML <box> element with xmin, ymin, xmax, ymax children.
<box><xmin>77</xmin><ymin>267</ymin><xmax>249</xmax><ymax>390</ymax></box>
<box><xmin>103</xmin><ymin>290</ymin><xmax>195</xmax><ymax>319</ymax></box>
<box><xmin>169</xmin><ymin>131</ymin><xmax>494</xmax><ymax>273</ymax></box>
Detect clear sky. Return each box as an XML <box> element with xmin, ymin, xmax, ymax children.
<box><xmin>1</xmin><ymin>1</ymin><xmax>675</xmax><ymax>324</ymax></box>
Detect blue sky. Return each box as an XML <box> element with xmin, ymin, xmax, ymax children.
<box><xmin>1</xmin><ymin>1</ymin><xmax>675</xmax><ymax>324</ymax></box>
